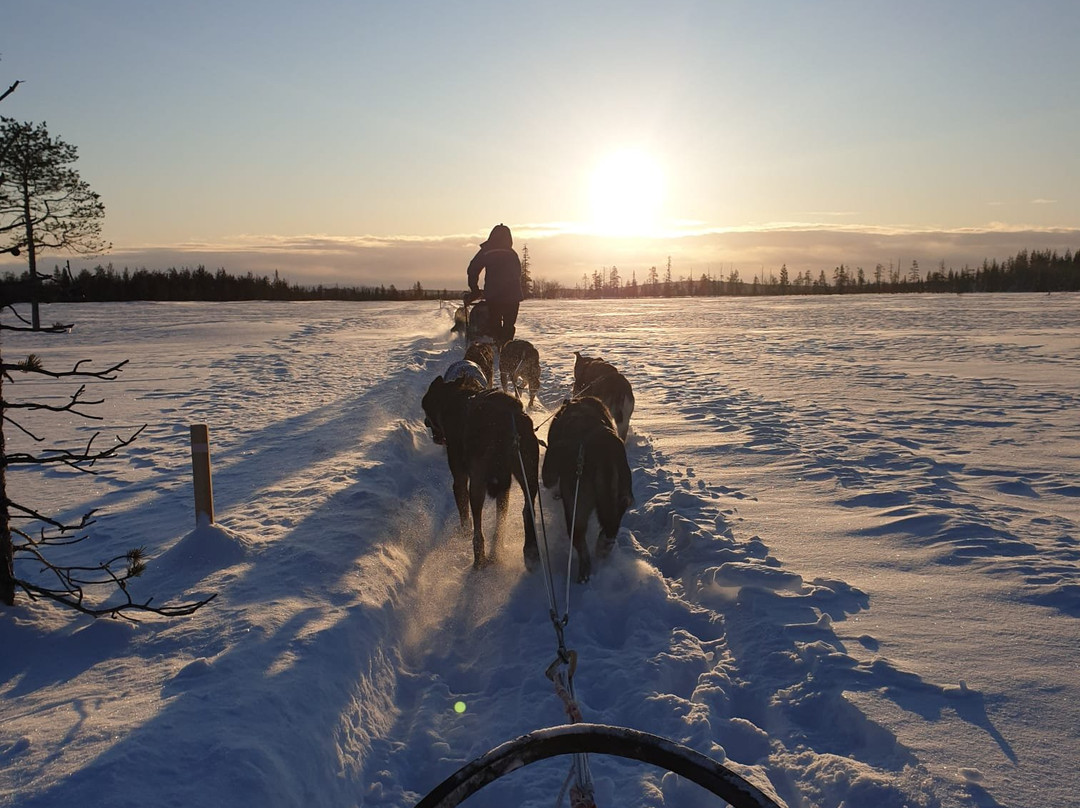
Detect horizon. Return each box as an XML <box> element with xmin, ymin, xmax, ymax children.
<box><xmin>3</xmin><ymin>236</ymin><xmax>1076</xmax><ymax>296</ymax></box>
<box><xmin>3</xmin><ymin>1</ymin><xmax>1078</xmax><ymax>288</ymax></box>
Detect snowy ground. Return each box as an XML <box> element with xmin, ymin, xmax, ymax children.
<box><xmin>1</xmin><ymin>294</ymin><xmax>1077</xmax><ymax>808</ymax></box>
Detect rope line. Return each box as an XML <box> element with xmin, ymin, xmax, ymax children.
<box><xmin>513</xmin><ymin>413</ymin><xmax>559</xmax><ymax>619</ymax></box>
<box><xmin>513</xmin><ymin>415</ymin><xmax>597</xmax><ymax>808</ymax></box>
<box><xmin>565</xmin><ymin>443</ymin><xmax>585</xmax><ymax>618</ymax></box>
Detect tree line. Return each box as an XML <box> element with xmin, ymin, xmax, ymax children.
<box><xmin>2</xmin><ymin>247</ymin><xmax>1077</xmax><ymax>304</ymax></box>
<box><xmin>0</xmin><ymin>262</ymin><xmax>458</xmax><ymax>303</ymax></box>
<box><xmin>540</xmin><ymin>248</ymin><xmax>1080</xmax><ymax>299</ymax></box>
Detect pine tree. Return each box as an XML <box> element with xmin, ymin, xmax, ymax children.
<box><xmin>520</xmin><ymin>244</ymin><xmax>531</xmax><ymax>298</ymax></box>
<box><xmin>0</xmin><ymin>118</ymin><xmax>110</xmax><ymax>329</ymax></box>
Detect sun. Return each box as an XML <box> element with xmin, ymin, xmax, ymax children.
<box><xmin>588</xmin><ymin>149</ymin><xmax>665</xmax><ymax>237</ymax></box>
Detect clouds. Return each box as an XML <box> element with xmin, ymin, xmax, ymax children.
<box><xmin>3</xmin><ymin>2</ymin><xmax>1078</xmax><ymax>293</ymax></box>
<box><xmin>3</xmin><ymin>224</ymin><xmax>1075</xmax><ymax>290</ymax></box>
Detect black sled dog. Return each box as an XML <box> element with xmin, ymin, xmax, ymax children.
<box><xmin>542</xmin><ymin>396</ymin><xmax>633</xmax><ymax>583</ymax></box>
<box><xmin>499</xmin><ymin>338</ymin><xmax>541</xmax><ymax>407</ymax></box>
<box><xmin>422</xmin><ymin>376</ymin><xmax>540</xmax><ymax>570</ymax></box>
<box><xmin>572</xmin><ymin>352</ymin><xmax>635</xmax><ymax>441</ymax></box>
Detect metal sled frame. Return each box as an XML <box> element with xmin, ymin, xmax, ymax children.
<box><xmin>414</xmin><ymin>723</ymin><xmax>781</xmax><ymax>808</ymax></box>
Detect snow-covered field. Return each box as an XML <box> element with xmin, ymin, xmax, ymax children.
<box><xmin>1</xmin><ymin>294</ymin><xmax>1077</xmax><ymax>808</ymax></box>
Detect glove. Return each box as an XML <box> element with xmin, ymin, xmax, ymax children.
<box><xmin>463</xmin><ymin>289</ymin><xmax>481</xmax><ymax>304</ymax></box>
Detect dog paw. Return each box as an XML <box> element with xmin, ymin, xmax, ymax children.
<box><xmin>596</xmin><ymin>536</ymin><xmax>616</xmax><ymax>559</ymax></box>
<box><xmin>576</xmin><ymin>559</ymin><xmax>592</xmax><ymax>583</ymax></box>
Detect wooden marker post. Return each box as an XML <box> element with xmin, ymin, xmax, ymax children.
<box><xmin>190</xmin><ymin>424</ymin><xmax>215</xmax><ymax>526</ymax></box>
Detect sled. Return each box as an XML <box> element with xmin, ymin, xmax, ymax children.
<box><xmin>414</xmin><ymin>723</ymin><xmax>782</xmax><ymax>808</ymax></box>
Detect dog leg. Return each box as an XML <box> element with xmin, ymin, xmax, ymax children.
<box><xmin>469</xmin><ymin>484</ymin><xmax>489</xmax><ymax>569</ymax></box>
<box><xmin>521</xmin><ymin>500</ymin><xmax>540</xmax><ymax>571</ymax></box>
<box><xmin>515</xmin><ymin>417</ymin><xmax>541</xmax><ymax>572</ymax></box>
<box><xmin>573</xmin><ymin>522</ymin><xmax>592</xmax><ymax>583</ymax></box>
<box><xmin>596</xmin><ymin>531</ymin><xmax>617</xmax><ymax>559</ymax></box>
<box><xmin>519</xmin><ymin>466</ymin><xmax>540</xmax><ymax>572</ymax></box>
<box><xmin>561</xmin><ymin>482</ymin><xmax>593</xmax><ymax>583</ymax></box>
<box><xmin>471</xmin><ymin>527</ymin><xmax>488</xmax><ymax>568</ymax></box>
<box><xmin>490</xmin><ymin>487</ymin><xmax>511</xmax><ymax>563</ymax></box>
<box><xmin>452</xmin><ymin>474</ymin><xmax>470</xmax><ymax>532</ymax></box>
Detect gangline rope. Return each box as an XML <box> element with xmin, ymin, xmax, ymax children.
<box><xmin>513</xmin><ymin>416</ymin><xmax>597</xmax><ymax>808</ymax></box>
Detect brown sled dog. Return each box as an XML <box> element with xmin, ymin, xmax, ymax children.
<box><xmin>422</xmin><ymin>376</ymin><xmax>540</xmax><ymax>570</ymax></box>
<box><xmin>465</xmin><ymin>301</ymin><xmax>492</xmax><ymax>344</ymax></box>
<box><xmin>541</xmin><ymin>396</ymin><xmax>633</xmax><ymax>583</ymax></box>
<box><xmin>464</xmin><ymin>341</ymin><xmax>496</xmax><ymax>389</ymax></box>
<box><xmin>499</xmin><ymin>338</ymin><xmax>541</xmax><ymax>407</ymax></box>
<box><xmin>572</xmin><ymin>351</ymin><xmax>635</xmax><ymax>441</ymax></box>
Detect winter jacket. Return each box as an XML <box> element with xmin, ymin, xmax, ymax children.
<box><xmin>466</xmin><ymin>246</ymin><xmax>523</xmax><ymax>304</ymax></box>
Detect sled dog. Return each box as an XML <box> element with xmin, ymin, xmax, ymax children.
<box><xmin>499</xmin><ymin>339</ymin><xmax>541</xmax><ymax>407</ymax></box>
<box><xmin>444</xmin><ymin>359</ymin><xmax>488</xmax><ymax>388</ymax></box>
<box><xmin>572</xmin><ymin>352</ymin><xmax>635</xmax><ymax>441</ymax></box>
<box><xmin>451</xmin><ymin>306</ymin><xmax>468</xmax><ymax>334</ymax></box>
<box><xmin>422</xmin><ymin>377</ymin><xmax>540</xmax><ymax>570</ymax></box>
<box><xmin>464</xmin><ymin>341</ymin><xmax>496</xmax><ymax>389</ymax></box>
<box><xmin>465</xmin><ymin>301</ymin><xmax>492</xmax><ymax>344</ymax></box>
<box><xmin>541</xmin><ymin>396</ymin><xmax>633</xmax><ymax>583</ymax></box>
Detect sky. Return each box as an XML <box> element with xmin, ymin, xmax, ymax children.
<box><xmin>2</xmin><ymin>295</ymin><xmax>1078</xmax><ymax>807</ymax></box>
<box><xmin>2</xmin><ymin>0</ymin><xmax>1079</xmax><ymax>288</ymax></box>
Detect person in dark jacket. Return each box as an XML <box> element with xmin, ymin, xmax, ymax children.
<box><xmin>464</xmin><ymin>223</ymin><xmax>523</xmax><ymax>344</ymax></box>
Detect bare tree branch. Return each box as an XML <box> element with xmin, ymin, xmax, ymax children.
<box><xmin>17</xmin><ymin>579</ymin><xmax>217</xmax><ymax>621</ymax></box>
<box><xmin>0</xmin><ymin>305</ymin><xmax>70</xmax><ymax>332</ymax></box>
<box><xmin>7</xmin><ymin>499</ymin><xmax>96</xmax><ymax>533</ymax></box>
<box><xmin>1</xmin><ymin>353</ymin><xmax>128</xmax><ymax>378</ymax></box>
<box><xmin>3</xmin><ymin>425</ymin><xmax>147</xmax><ymax>471</ymax></box>
<box><xmin>0</xmin><ymin>80</ymin><xmax>21</xmax><ymax>105</ymax></box>
<box><xmin>2</xmin><ymin>413</ymin><xmax>47</xmax><ymax>441</ymax></box>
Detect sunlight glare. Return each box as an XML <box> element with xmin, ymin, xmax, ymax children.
<box><xmin>588</xmin><ymin>149</ymin><xmax>665</xmax><ymax>237</ymax></box>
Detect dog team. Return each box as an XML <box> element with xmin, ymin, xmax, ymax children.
<box><xmin>425</xmin><ymin>222</ymin><xmax>636</xmax><ymax>582</ymax></box>
<box><xmin>422</xmin><ymin>321</ymin><xmax>635</xmax><ymax>582</ymax></box>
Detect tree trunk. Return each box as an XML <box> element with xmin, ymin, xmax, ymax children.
<box><xmin>22</xmin><ymin>176</ymin><xmax>40</xmax><ymax>330</ymax></box>
<box><xmin>0</xmin><ymin>369</ymin><xmax>14</xmax><ymax>606</ymax></box>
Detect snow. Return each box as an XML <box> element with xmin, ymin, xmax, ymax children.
<box><xmin>2</xmin><ymin>294</ymin><xmax>1078</xmax><ymax>808</ymax></box>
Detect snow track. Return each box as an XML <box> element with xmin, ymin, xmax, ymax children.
<box><xmin>4</xmin><ymin>297</ymin><xmax>1078</xmax><ymax>808</ymax></box>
